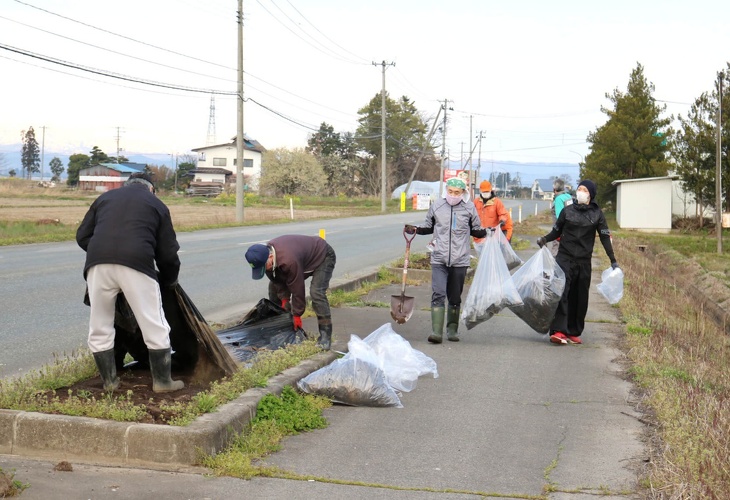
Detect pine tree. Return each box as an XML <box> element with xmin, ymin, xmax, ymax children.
<box><xmin>21</xmin><ymin>126</ymin><xmax>41</xmax><ymax>180</ymax></box>
<box><xmin>582</xmin><ymin>63</ymin><xmax>673</xmax><ymax>206</ymax></box>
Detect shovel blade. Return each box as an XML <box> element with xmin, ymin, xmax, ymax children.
<box><xmin>390</xmin><ymin>295</ymin><xmax>415</xmax><ymax>324</ymax></box>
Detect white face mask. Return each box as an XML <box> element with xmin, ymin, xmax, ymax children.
<box><xmin>576</xmin><ymin>191</ymin><xmax>590</xmax><ymax>205</ymax></box>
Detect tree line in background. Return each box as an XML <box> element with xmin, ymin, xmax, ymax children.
<box><xmin>582</xmin><ymin>62</ymin><xmax>730</xmax><ymax>217</ymax></box>
<box><xmin>10</xmin><ymin>60</ymin><xmax>729</xmax><ymax>210</ymax></box>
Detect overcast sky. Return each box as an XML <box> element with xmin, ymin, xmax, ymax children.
<box><xmin>1</xmin><ymin>0</ymin><xmax>728</xmax><ymax>171</ymax></box>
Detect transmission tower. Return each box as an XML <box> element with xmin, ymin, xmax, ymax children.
<box><xmin>206</xmin><ymin>95</ymin><xmax>216</xmax><ymax>146</ymax></box>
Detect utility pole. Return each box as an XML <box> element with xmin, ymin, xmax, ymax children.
<box><xmin>373</xmin><ymin>60</ymin><xmax>395</xmax><ymax>212</ymax></box>
<box><xmin>40</xmin><ymin>125</ymin><xmax>45</xmax><ymax>181</ymax></box>
<box><xmin>174</xmin><ymin>154</ymin><xmax>178</xmax><ymax>193</ymax></box>
<box><xmin>236</xmin><ymin>0</ymin><xmax>245</xmax><ymax>222</ymax></box>
<box><xmin>115</xmin><ymin>127</ymin><xmax>122</xmax><ymax>163</ymax></box>
<box><xmin>477</xmin><ymin>130</ymin><xmax>485</xmax><ymax>180</ymax></box>
<box><xmin>439</xmin><ymin>99</ymin><xmax>452</xmax><ymax>198</ymax></box>
<box><xmin>467</xmin><ymin>115</ymin><xmax>473</xmax><ymax>195</ymax></box>
<box><xmin>717</xmin><ymin>71</ymin><xmax>724</xmax><ymax>254</ymax></box>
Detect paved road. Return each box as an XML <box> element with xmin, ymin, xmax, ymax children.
<box><xmin>0</xmin><ymin>240</ymin><xmax>645</xmax><ymax>499</ymax></box>
<box><xmin>0</xmin><ymin>200</ymin><xmax>548</xmax><ymax>377</ymax></box>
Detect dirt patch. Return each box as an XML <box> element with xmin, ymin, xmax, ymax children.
<box><xmin>48</xmin><ymin>367</ymin><xmax>213</xmax><ymax>425</ymax></box>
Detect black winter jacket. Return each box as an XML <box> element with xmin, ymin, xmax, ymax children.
<box><xmin>76</xmin><ymin>183</ymin><xmax>180</xmax><ymax>285</ymax></box>
<box><xmin>543</xmin><ymin>200</ymin><xmax>616</xmax><ymax>264</ymax></box>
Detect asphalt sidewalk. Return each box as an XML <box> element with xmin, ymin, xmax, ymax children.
<box><xmin>0</xmin><ymin>245</ymin><xmax>646</xmax><ymax>499</ymax></box>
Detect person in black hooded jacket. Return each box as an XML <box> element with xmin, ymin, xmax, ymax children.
<box><xmin>536</xmin><ymin>179</ymin><xmax>619</xmax><ymax>345</ymax></box>
<box><xmin>76</xmin><ymin>172</ymin><xmax>184</xmax><ymax>393</ymax></box>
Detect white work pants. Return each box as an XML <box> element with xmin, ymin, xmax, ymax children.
<box><xmin>86</xmin><ymin>264</ymin><xmax>171</xmax><ymax>353</ymax></box>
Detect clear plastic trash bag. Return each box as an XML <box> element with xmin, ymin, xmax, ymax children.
<box><xmin>596</xmin><ymin>267</ymin><xmax>624</xmax><ymax>305</ymax></box>
<box><xmin>473</xmin><ymin>229</ymin><xmax>523</xmax><ymax>271</ymax></box>
<box><xmin>462</xmin><ymin>231</ymin><xmax>523</xmax><ymax>330</ymax></box>
<box><xmin>298</xmin><ymin>335</ymin><xmax>403</xmax><ymax>408</ymax></box>
<box><xmin>508</xmin><ymin>247</ymin><xmax>566</xmax><ymax>333</ymax></box>
<box><xmin>362</xmin><ymin>323</ymin><xmax>438</xmax><ymax>392</ymax></box>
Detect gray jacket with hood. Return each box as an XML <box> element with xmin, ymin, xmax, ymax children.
<box><xmin>415</xmin><ymin>197</ymin><xmax>487</xmax><ymax>267</ymax></box>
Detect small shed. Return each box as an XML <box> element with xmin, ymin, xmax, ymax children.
<box><xmin>78</xmin><ymin>162</ymin><xmax>146</xmax><ymax>191</ymax></box>
<box><xmin>612</xmin><ymin>175</ymin><xmax>679</xmax><ymax>233</ymax></box>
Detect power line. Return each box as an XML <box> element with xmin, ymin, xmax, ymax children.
<box><xmin>0</xmin><ymin>43</ymin><xmax>237</xmax><ymax>95</ymax></box>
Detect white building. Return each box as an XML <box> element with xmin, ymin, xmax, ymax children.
<box><xmin>613</xmin><ymin>176</ymin><xmax>680</xmax><ymax>233</ymax></box>
<box><xmin>191</xmin><ymin>135</ymin><xmax>266</xmax><ymax>191</ymax></box>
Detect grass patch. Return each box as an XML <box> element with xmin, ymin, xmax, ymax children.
<box><xmin>0</xmin><ymin>221</ymin><xmax>77</xmax><ymax>245</ymax></box>
<box><xmin>613</xmin><ymin>235</ymin><xmax>730</xmax><ymax>496</ymax></box>
<box><xmin>201</xmin><ymin>385</ymin><xmax>331</xmax><ymax>478</ymax></box>
<box><xmin>0</xmin><ymin>342</ymin><xmax>323</xmax><ymax>425</ymax></box>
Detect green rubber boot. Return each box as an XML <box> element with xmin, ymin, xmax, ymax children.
<box><xmin>149</xmin><ymin>348</ymin><xmax>185</xmax><ymax>393</ymax></box>
<box><xmin>446</xmin><ymin>305</ymin><xmax>461</xmax><ymax>342</ymax></box>
<box><xmin>92</xmin><ymin>348</ymin><xmax>120</xmax><ymax>391</ymax></box>
<box><xmin>428</xmin><ymin>306</ymin><xmax>445</xmax><ymax>344</ymax></box>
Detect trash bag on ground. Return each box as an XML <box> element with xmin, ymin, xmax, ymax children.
<box><xmin>473</xmin><ymin>230</ymin><xmax>523</xmax><ymax>271</ymax></box>
<box><xmin>596</xmin><ymin>267</ymin><xmax>624</xmax><ymax>305</ymax></box>
<box><xmin>298</xmin><ymin>334</ymin><xmax>403</xmax><ymax>408</ymax></box>
<box><xmin>216</xmin><ymin>298</ymin><xmax>307</xmax><ymax>363</ymax></box>
<box><xmin>462</xmin><ymin>233</ymin><xmax>523</xmax><ymax>330</ymax></box>
<box><xmin>508</xmin><ymin>247</ymin><xmax>566</xmax><ymax>333</ymax></box>
<box><xmin>361</xmin><ymin>323</ymin><xmax>438</xmax><ymax>392</ymax></box>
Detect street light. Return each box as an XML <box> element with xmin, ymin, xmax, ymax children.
<box><xmin>569</xmin><ymin>150</ymin><xmax>584</xmax><ymax>164</ymax></box>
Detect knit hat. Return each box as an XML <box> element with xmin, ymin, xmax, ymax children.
<box><xmin>479</xmin><ymin>180</ymin><xmax>492</xmax><ymax>192</ymax></box>
<box><xmin>446</xmin><ymin>178</ymin><xmax>466</xmax><ymax>190</ymax></box>
<box><xmin>577</xmin><ymin>179</ymin><xmax>597</xmax><ymax>201</ymax></box>
<box><xmin>245</xmin><ymin>244</ymin><xmax>270</xmax><ymax>280</ymax></box>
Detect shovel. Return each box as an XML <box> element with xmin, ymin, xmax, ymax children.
<box><xmin>391</xmin><ymin>228</ymin><xmax>417</xmax><ymax>324</ymax></box>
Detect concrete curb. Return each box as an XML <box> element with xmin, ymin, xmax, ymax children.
<box><xmin>0</xmin><ymin>350</ymin><xmax>340</xmax><ymax>468</ymax></box>
<box><xmin>0</xmin><ymin>266</ymin><xmax>388</xmax><ymax>468</ymax></box>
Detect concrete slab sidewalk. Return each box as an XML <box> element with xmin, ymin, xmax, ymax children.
<box><xmin>0</xmin><ymin>246</ymin><xmax>647</xmax><ymax>499</ymax></box>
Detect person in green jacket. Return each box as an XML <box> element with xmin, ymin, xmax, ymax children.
<box><xmin>550</xmin><ymin>178</ymin><xmax>573</xmax><ymax>257</ymax></box>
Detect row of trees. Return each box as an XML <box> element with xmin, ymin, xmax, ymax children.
<box><xmin>581</xmin><ymin>62</ymin><xmax>730</xmax><ymax>216</ymax></box>
<box><xmin>260</xmin><ymin>93</ymin><xmax>441</xmax><ymax>197</ymax></box>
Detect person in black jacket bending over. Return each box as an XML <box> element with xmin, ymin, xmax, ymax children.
<box><xmin>76</xmin><ymin>172</ymin><xmax>184</xmax><ymax>393</ymax></box>
<box><xmin>245</xmin><ymin>235</ymin><xmax>336</xmax><ymax>350</ymax></box>
<box><xmin>537</xmin><ymin>179</ymin><xmax>619</xmax><ymax>346</ymax></box>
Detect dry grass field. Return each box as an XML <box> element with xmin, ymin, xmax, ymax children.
<box><xmin>0</xmin><ymin>179</ymin><xmax>374</xmax><ymax>230</ymax></box>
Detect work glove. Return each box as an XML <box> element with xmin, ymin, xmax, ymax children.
<box><xmin>536</xmin><ymin>236</ymin><xmax>546</xmax><ymax>248</ymax></box>
<box><xmin>611</xmin><ymin>261</ymin><xmax>620</xmax><ymax>270</ymax></box>
<box><xmin>404</xmin><ymin>224</ymin><xmax>417</xmax><ymax>235</ymax></box>
<box><xmin>281</xmin><ymin>298</ymin><xmax>289</xmax><ymax>310</ymax></box>
<box><xmin>499</xmin><ymin>219</ymin><xmax>506</xmax><ymax>227</ymax></box>
<box><xmin>293</xmin><ymin>315</ymin><xmax>303</xmax><ymax>330</ymax></box>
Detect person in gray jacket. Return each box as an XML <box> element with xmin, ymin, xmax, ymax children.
<box><xmin>405</xmin><ymin>178</ymin><xmax>487</xmax><ymax>343</ymax></box>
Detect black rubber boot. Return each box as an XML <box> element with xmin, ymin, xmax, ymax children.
<box><xmin>446</xmin><ymin>305</ymin><xmax>461</xmax><ymax>342</ymax></box>
<box><xmin>428</xmin><ymin>306</ymin><xmax>445</xmax><ymax>344</ymax></box>
<box><xmin>92</xmin><ymin>348</ymin><xmax>120</xmax><ymax>391</ymax></box>
<box><xmin>148</xmin><ymin>348</ymin><xmax>184</xmax><ymax>393</ymax></box>
<box><xmin>317</xmin><ymin>323</ymin><xmax>332</xmax><ymax>350</ymax></box>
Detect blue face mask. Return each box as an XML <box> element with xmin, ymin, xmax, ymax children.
<box><xmin>445</xmin><ymin>194</ymin><xmax>462</xmax><ymax>206</ymax></box>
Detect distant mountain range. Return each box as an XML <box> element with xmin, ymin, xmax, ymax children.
<box><xmin>0</xmin><ymin>145</ymin><xmax>580</xmax><ymax>185</ymax></box>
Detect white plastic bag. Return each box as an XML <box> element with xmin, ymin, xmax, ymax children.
<box><xmin>462</xmin><ymin>231</ymin><xmax>523</xmax><ymax>330</ymax></box>
<box><xmin>596</xmin><ymin>267</ymin><xmax>624</xmax><ymax>305</ymax></box>
<box><xmin>363</xmin><ymin>323</ymin><xmax>438</xmax><ymax>392</ymax></box>
<box><xmin>508</xmin><ymin>247</ymin><xmax>566</xmax><ymax>333</ymax></box>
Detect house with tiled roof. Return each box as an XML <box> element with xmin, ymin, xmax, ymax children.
<box><xmin>191</xmin><ymin>135</ymin><xmax>265</xmax><ymax>192</ymax></box>
<box><xmin>78</xmin><ymin>162</ymin><xmax>147</xmax><ymax>191</ymax></box>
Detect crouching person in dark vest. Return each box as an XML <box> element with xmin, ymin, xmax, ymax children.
<box><xmin>245</xmin><ymin>235</ymin><xmax>337</xmax><ymax>350</ymax></box>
